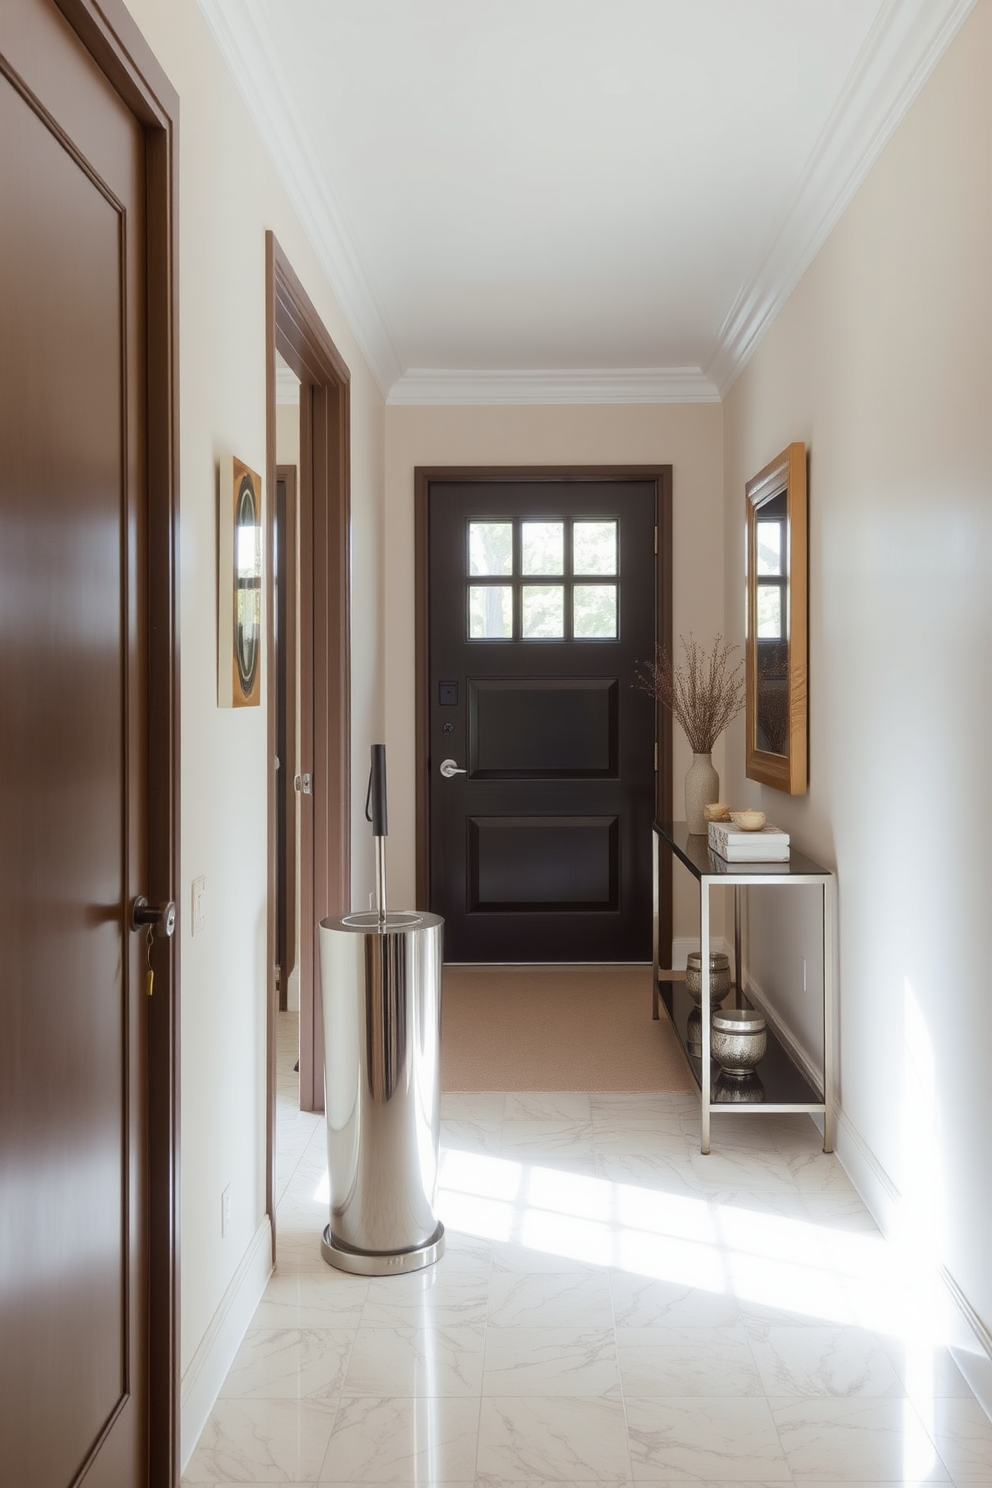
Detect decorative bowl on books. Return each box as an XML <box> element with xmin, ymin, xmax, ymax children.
<box><xmin>684</xmin><ymin>951</ymin><xmax>732</xmax><ymax>1005</ymax></box>
<box><xmin>710</xmin><ymin>1008</ymin><xmax>767</xmax><ymax>1075</ymax></box>
<box><xmin>703</xmin><ymin>802</ymin><xmax>731</xmax><ymax>823</ymax></box>
<box><xmin>729</xmin><ymin>809</ymin><xmax>766</xmax><ymax>831</ymax></box>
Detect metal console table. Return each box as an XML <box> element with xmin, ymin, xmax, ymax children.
<box><xmin>654</xmin><ymin>821</ymin><xmax>836</xmax><ymax>1155</ymax></box>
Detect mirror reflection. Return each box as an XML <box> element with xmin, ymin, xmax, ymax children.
<box><xmin>745</xmin><ymin>442</ymin><xmax>807</xmax><ymax>795</ymax></box>
<box><xmin>754</xmin><ymin>489</ymin><xmax>788</xmax><ymax>756</ymax></box>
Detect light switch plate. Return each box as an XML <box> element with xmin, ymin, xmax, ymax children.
<box><xmin>192</xmin><ymin>876</ymin><xmax>206</xmax><ymax>935</ymax></box>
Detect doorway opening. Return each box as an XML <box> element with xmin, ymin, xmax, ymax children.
<box><xmin>265</xmin><ymin>237</ymin><xmax>352</xmax><ymax>1255</ymax></box>
<box><xmin>273</xmin><ymin>356</ymin><xmax>300</xmax><ymax>1016</ymax></box>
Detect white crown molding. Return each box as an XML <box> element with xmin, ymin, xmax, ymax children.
<box><xmin>388</xmin><ymin>366</ymin><xmax>720</xmax><ymax>406</ymax></box>
<box><xmin>196</xmin><ymin>0</ymin><xmax>402</xmax><ymax>396</ymax></box>
<box><xmin>708</xmin><ymin>0</ymin><xmax>978</xmax><ymax>396</ymax></box>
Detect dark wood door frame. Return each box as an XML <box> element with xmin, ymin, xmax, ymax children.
<box><xmin>275</xmin><ymin>465</ymin><xmax>298</xmax><ymax>1013</ymax></box>
<box><xmin>266</xmin><ymin>234</ymin><xmax>351</xmax><ymax>1178</ymax></box>
<box><xmin>5</xmin><ymin>1</ymin><xmax>181</xmax><ymax>1480</ymax></box>
<box><xmin>415</xmin><ymin>465</ymin><xmax>672</xmax><ymax>964</ymax></box>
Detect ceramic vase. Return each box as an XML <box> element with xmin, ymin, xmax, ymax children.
<box><xmin>685</xmin><ymin>752</ymin><xmax>719</xmax><ymax>834</ymax></box>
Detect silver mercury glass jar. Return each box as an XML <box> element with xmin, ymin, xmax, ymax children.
<box><xmin>685</xmin><ymin>951</ymin><xmax>732</xmax><ymax>1006</ymax></box>
<box><xmin>710</xmin><ymin>1008</ymin><xmax>767</xmax><ymax>1075</ymax></box>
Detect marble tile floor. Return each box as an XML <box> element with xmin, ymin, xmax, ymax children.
<box><xmin>184</xmin><ymin>1013</ymin><xmax>992</xmax><ymax>1486</ymax></box>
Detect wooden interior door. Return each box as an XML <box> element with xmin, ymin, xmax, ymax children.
<box><xmin>424</xmin><ymin>474</ymin><xmax>661</xmax><ymax>963</ymax></box>
<box><xmin>0</xmin><ymin>0</ymin><xmax>162</xmax><ymax>1479</ymax></box>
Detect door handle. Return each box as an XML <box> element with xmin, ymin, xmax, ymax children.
<box><xmin>131</xmin><ymin>896</ymin><xmax>176</xmax><ymax>937</ymax></box>
<box><xmin>439</xmin><ymin>758</ymin><xmax>467</xmax><ymax>779</ymax></box>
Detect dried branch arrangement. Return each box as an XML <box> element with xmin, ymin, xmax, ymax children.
<box><xmin>636</xmin><ymin>634</ymin><xmax>745</xmax><ymax>754</ymax></box>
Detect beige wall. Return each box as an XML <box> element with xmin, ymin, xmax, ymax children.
<box><xmin>724</xmin><ymin>0</ymin><xmax>992</xmax><ymax>1369</ymax></box>
<box><xmin>383</xmin><ymin>403</ymin><xmax>724</xmax><ymax>942</ymax></box>
<box><xmin>122</xmin><ymin>0</ymin><xmax>386</xmax><ymax>1429</ymax></box>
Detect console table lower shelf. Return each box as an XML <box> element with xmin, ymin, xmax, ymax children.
<box><xmin>654</xmin><ymin>820</ymin><xmax>836</xmax><ymax>1156</ymax></box>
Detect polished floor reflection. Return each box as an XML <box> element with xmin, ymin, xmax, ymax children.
<box><xmin>182</xmin><ymin>1013</ymin><xmax>992</xmax><ymax>1485</ymax></box>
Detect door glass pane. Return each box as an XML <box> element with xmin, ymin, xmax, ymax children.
<box><xmin>574</xmin><ymin>520</ymin><xmax>617</xmax><ymax>575</ymax></box>
<box><xmin>574</xmin><ymin>584</ymin><xmax>617</xmax><ymax>638</ymax></box>
<box><xmin>469</xmin><ymin>521</ymin><xmax>513</xmax><ymax>576</ymax></box>
<box><xmin>522</xmin><ymin>585</ymin><xmax>564</xmax><ymax>637</ymax></box>
<box><xmin>469</xmin><ymin>585</ymin><xmax>512</xmax><ymax>638</ymax></box>
<box><xmin>756</xmin><ymin>520</ymin><xmax>782</xmax><ymax>576</ymax></box>
<box><xmin>757</xmin><ymin>583</ymin><xmax>782</xmax><ymax>638</ymax></box>
<box><xmin>521</xmin><ymin>521</ymin><xmax>564</xmax><ymax>575</ymax></box>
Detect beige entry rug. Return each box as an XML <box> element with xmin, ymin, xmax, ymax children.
<box><xmin>440</xmin><ymin>963</ymin><xmax>694</xmax><ymax>1093</ymax></box>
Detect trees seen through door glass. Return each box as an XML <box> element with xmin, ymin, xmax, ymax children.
<box><xmin>574</xmin><ymin>521</ymin><xmax>616</xmax><ymax>575</ymax></box>
<box><xmin>522</xmin><ymin>585</ymin><xmax>565</xmax><ymax>638</ymax></box>
<box><xmin>469</xmin><ymin>585</ymin><xmax>512</xmax><ymax>638</ymax></box>
<box><xmin>467</xmin><ymin>517</ymin><xmax>618</xmax><ymax>640</ymax></box>
<box><xmin>469</xmin><ymin>521</ymin><xmax>512</xmax><ymax>576</ymax></box>
<box><xmin>521</xmin><ymin>521</ymin><xmax>564</xmax><ymax>574</ymax></box>
<box><xmin>574</xmin><ymin>584</ymin><xmax>617</xmax><ymax>638</ymax></box>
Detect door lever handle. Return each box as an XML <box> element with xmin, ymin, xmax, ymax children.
<box><xmin>131</xmin><ymin>896</ymin><xmax>176</xmax><ymax>937</ymax></box>
<box><xmin>439</xmin><ymin>758</ymin><xmax>467</xmax><ymax>779</ymax></box>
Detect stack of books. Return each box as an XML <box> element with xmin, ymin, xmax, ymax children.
<box><xmin>708</xmin><ymin>820</ymin><xmax>790</xmax><ymax>862</ymax></box>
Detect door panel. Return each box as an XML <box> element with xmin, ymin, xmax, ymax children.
<box><xmin>0</xmin><ymin>1</ymin><xmax>149</xmax><ymax>1480</ymax></box>
<box><xmin>428</xmin><ymin>479</ymin><xmax>657</xmax><ymax>962</ymax></box>
<box><xmin>470</xmin><ymin>678</ymin><xmax>618</xmax><ymax>775</ymax></box>
<box><xmin>469</xmin><ymin>816</ymin><xmax>618</xmax><ymax>909</ymax></box>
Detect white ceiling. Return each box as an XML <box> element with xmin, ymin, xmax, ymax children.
<box><xmin>198</xmin><ymin>0</ymin><xmax>974</xmax><ymax>402</ymax></box>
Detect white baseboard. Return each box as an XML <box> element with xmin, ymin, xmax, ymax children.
<box><xmin>180</xmin><ymin>1215</ymin><xmax>273</xmax><ymax>1471</ymax></box>
<box><xmin>671</xmin><ymin>936</ymin><xmax>732</xmax><ymax>971</ymax></box>
<box><xmin>833</xmin><ymin>1107</ymin><xmax>992</xmax><ymax>1424</ymax></box>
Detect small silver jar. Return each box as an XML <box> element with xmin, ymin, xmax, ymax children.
<box><xmin>685</xmin><ymin>951</ymin><xmax>732</xmax><ymax>1005</ymax></box>
<box><xmin>710</xmin><ymin>1008</ymin><xmax>767</xmax><ymax>1075</ymax></box>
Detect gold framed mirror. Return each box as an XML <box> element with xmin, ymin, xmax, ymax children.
<box><xmin>745</xmin><ymin>442</ymin><xmax>807</xmax><ymax>794</ymax></box>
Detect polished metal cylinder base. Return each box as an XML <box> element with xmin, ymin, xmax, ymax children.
<box><xmin>321</xmin><ymin>1221</ymin><xmax>445</xmax><ymax>1277</ymax></box>
<box><xmin>319</xmin><ymin>910</ymin><xmax>444</xmax><ymax>1264</ymax></box>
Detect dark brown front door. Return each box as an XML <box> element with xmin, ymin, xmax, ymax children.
<box><xmin>426</xmin><ymin>475</ymin><xmax>660</xmax><ymax>962</ymax></box>
<box><xmin>1</xmin><ymin>1</ymin><xmax>155</xmax><ymax>1480</ymax></box>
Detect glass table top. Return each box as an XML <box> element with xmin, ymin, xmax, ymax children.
<box><xmin>655</xmin><ymin>820</ymin><xmax>832</xmax><ymax>881</ymax></box>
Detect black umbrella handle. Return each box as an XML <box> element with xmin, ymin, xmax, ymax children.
<box><xmin>365</xmin><ymin>744</ymin><xmax>388</xmax><ymax>920</ymax></box>
<box><xmin>365</xmin><ymin>744</ymin><xmax>388</xmax><ymax>839</ymax></box>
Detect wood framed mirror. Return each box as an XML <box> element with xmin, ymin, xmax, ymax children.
<box><xmin>745</xmin><ymin>442</ymin><xmax>807</xmax><ymax>794</ymax></box>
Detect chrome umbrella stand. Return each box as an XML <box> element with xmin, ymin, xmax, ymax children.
<box><xmin>317</xmin><ymin>744</ymin><xmax>445</xmax><ymax>1275</ymax></box>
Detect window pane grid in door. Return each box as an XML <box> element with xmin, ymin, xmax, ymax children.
<box><xmin>465</xmin><ymin>516</ymin><xmax>621</xmax><ymax>641</ymax></box>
